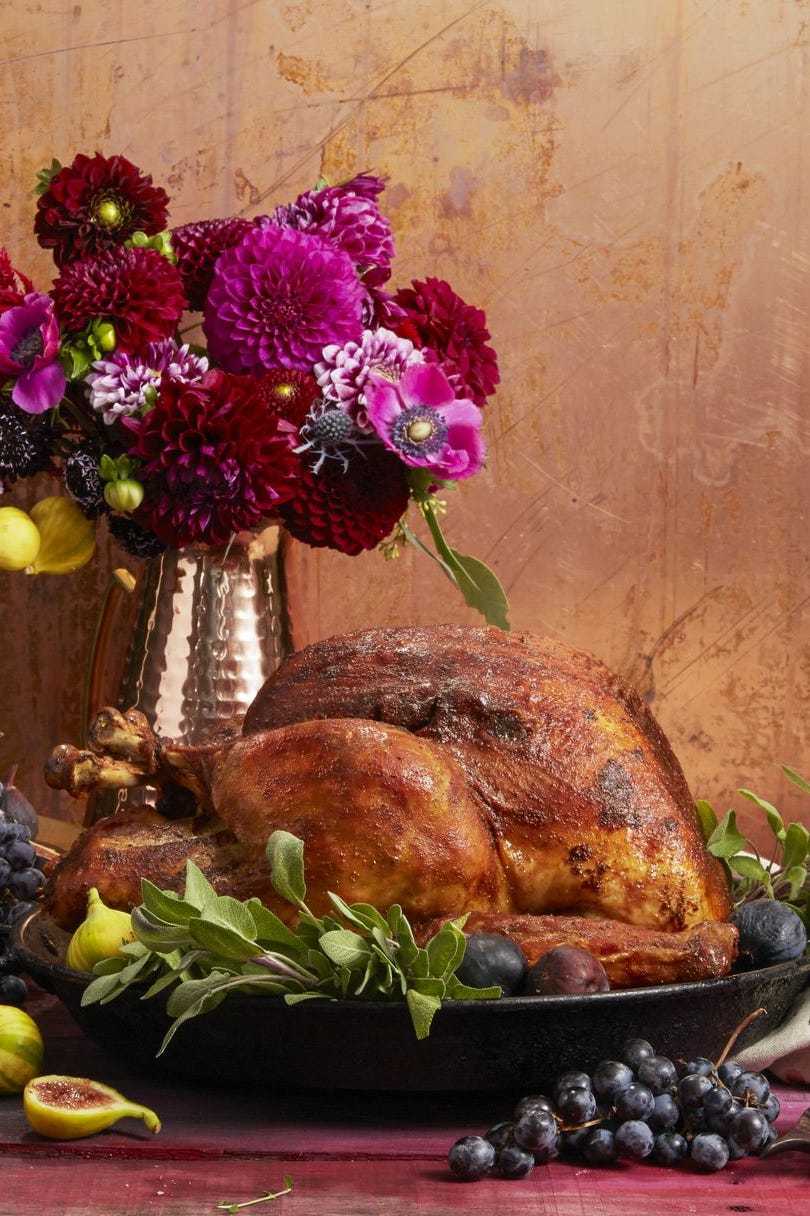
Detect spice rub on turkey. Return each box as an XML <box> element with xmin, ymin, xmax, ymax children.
<box><xmin>44</xmin><ymin>625</ymin><xmax>736</xmax><ymax>984</ymax></box>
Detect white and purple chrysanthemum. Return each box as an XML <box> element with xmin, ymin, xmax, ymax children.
<box><xmin>204</xmin><ymin>226</ymin><xmax>364</xmax><ymax>374</ymax></box>
<box><xmin>0</xmin><ymin>292</ymin><xmax>66</xmax><ymax>414</ymax></box>
<box><xmin>86</xmin><ymin>339</ymin><xmax>208</xmax><ymax>424</ymax></box>
<box><xmin>365</xmin><ymin>362</ymin><xmax>485</xmax><ymax>481</ymax></box>
<box><xmin>315</xmin><ymin>327</ymin><xmax>423</xmax><ymax>430</ymax></box>
<box><xmin>267</xmin><ymin>179</ymin><xmax>394</xmax><ymax>278</ymax></box>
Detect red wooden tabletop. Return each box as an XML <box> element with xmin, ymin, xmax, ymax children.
<box><xmin>1</xmin><ymin>985</ymin><xmax>808</xmax><ymax>1216</ymax></box>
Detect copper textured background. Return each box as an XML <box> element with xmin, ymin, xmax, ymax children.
<box><xmin>1</xmin><ymin>1</ymin><xmax>808</xmax><ymax>847</ymax></box>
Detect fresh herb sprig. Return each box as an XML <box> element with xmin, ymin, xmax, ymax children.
<box><xmin>696</xmin><ymin>764</ymin><xmax>810</xmax><ymax>933</ymax></box>
<box><xmin>81</xmin><ymin>830</ymin><xmax>499</xmax><ymax>1052</ymax></box>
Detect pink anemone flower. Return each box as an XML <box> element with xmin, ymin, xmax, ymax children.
<box><xmin>0</xmin><ymin>292</ymin><xmax>66</xmax><ymax>414</ymax></box>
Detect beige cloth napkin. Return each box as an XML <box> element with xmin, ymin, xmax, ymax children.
<box><xmin>736</xmin><ymin>986</ymin><xmax>810</xmax><ymax>1085</ymax></box>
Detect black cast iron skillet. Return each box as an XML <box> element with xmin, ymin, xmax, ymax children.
<box><xmin>3</xmin><ymin>906</ymin><xmax>809</xmax><ymax>1092</ymax></box>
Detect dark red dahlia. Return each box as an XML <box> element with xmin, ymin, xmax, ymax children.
<box><xmin>253</xmin><ymin>369</ymin><xmax>320</xmax><ymax>431</ymax></box>
<box><xmin>52</xmin><ymin>246</ymin><xmax>185</xmax><ymax>353</ymax></box>
<box><xmin>0</xmin><ymin>249</ymin><xmax>35</xmax><ymax>315</ymax></box>
<box><xmin>127</xmin><ymin>368</ymin><xmax>299</xmax><ymax>548</ymax></box>
<box><xmin>171</xmin><ymin>217</ymin><xmax>253</xmax><ymax>311</ymax></box>
<box><xmin>278</xmin><ymin>443</ymin><xmax>410</xmax><ymax>555</ymax></box>
<box><xmin>392</xmin><ymin>277</ymin><xmax>500</xmax><ymax>408</ymax></box>
<box><xmin>34</xmin><ymin>152</ymin><xmax>170</xmax><ymax>266</ymax></box>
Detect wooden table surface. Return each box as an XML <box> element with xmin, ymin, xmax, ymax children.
<box><xmin>0</xmin><ymin>984</ymin><xmax>808</xmax><ymax>1216</ymax></box>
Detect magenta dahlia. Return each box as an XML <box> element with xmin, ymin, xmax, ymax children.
<box><xmin>365</xmin><ymin>362</ymin><xmax>485</xmax><ymax>481</ymax></box>
<box><xmin>203</xmin><ymin>226</ymin><xmax>364</xmax><ymax>374</ymax></box>
<box><xmin>52</xmin><ymin>246</ymin><xmax>186</xmax><ymax>353</ymax></box>
<box><xmin>171</xmin><ymin>216</ymin><xmax>253</xmax><ymax>311</ymax></box>
<box><xmin>278</xmin><ymin>442</ymin><xmax>410</xmax><ymax>555</ymax></box>
<box><xmin>392</xmin><ymin>277</ymin><xmax>499</xmax><ymax>407</ymax></box>
<box><xmin>34</xmin><ymin>152</ymin><xmax>170</xmax><ymax>267</ymax></box>
<box><xmin>126</xmin><ymin>369</ymin><xmax>299</xmax><ymax>547</ymax></box>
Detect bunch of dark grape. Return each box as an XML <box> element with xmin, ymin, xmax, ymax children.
<box><xmin>0</xmin><ymin>774</ymin><xmax>45</xmax><ymax>1006</ymax></box>
<box><xmin>447</xmin><ymin>1036</ymin><xmax>782</xmax><ymax>1180</ymax></box>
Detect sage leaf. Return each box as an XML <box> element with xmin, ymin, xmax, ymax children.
<box><xmin>187</xmin><ymin>917</ymin><xmax>262</xmax><ymax>963</ymax></box>
<box><xmin>266</xmin><ymin>831</ymin><xmax>307</xmax><ymax>907</ymax></box>
<box><xmin>694</xmin><ymin>798</ymin><xmax>718</xmax><ymax>842</ymax></box>
<box><xmin>729</xmin><ymin>854</ymin><xmax>772</xmax><ymax>886</ymax></box>
<box><xmin>317</xmin><ymin>929</ymin><xmax>372</xmax><ymax>970</ymax></box>
<box><xmin>425</xmin><ymin>922</ymin><xmax>466</xmax><ymax>979</ymax></box>
<box><xmin>706</xmin><ymin>810</ymin><xmax>748</xmax><ymax>859</ymax></box>
<box><xmin>783</xmin><ymin>765</ymin><xmax>810</xmax><ymax>795</ymax></box>
<box><xmin>738</xmin><ymin>788</ymin><xmax>786</xmax><ymax>842</ymax></box>
<box><xmin>782</xmin><ymin>821</ymin><xmax>810</xmax><ymax>871</ymax></box>
<box><xmin>139</xmin><ymin>880</ymin><xmax>201</xmax><ymax>925</ymax></box>
<box><xmin>406</xmin><ymin>989</ymin><xmax>442</xmax><ymax>1040</ymax></box>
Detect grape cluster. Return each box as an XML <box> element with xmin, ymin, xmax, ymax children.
<box><xmin>0</xmin><ymin>818</ymin><xmax>45</xmax><ymax>906</ymax></box>
<box><xmin>447</xmin><ymin>1037</ymin><xmax>781</xmax><ymax>1181</ymax></box>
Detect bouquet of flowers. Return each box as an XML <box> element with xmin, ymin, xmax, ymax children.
<box><xmin>0</xmin><ymin>153</ymin><xmax>508</xmax><ymax>626</ymax></box>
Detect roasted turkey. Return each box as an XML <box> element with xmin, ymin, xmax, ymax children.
<box><xmin>44</xmin><ymin>625</ymin><xmax>736</xmax><ymax>986</ymax></box>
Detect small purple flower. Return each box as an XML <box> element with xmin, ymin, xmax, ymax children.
<box><xmin>0</xmin><ymin>292</ymin><xmax>66</xmax><ymax>414</ymax></box>
<box><xmin>365</xmin><ymin>362</ymin><xmax>485</xmax><ymax>481</ymax></box>
<box><xmin>86</xmin><ymin>340</ymin><xmax>209</xmax><ymax>424</ymax></box>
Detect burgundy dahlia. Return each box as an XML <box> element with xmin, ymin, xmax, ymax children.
<box><xmin>171</xmin><ymin>217</ymin><xmax>253</xmax><ymax>311</ymax></box>
<box><xmin>52</xmin><ymin>246</ymin><xmax>186</xmax><ymax>353</ymax></box>
<box><xmin>252</xmin><ymin>369</ymin><xmax>320</xmax><ymax>431</ymax></box>
<box><xmin>204</xmin><ymin>226</ymin><xmax>364</xmax><ymax>374</ymax></box>
<box><xmin>392</xmin><ymin>277</ymin><xmax>499</xmax><ymax>407</ymax></box>
<box><xmin>278</xmin><ymin>443</ymin><xmax>410</xmax><ymax>555</ymax></box>
<box><xmin>34</xmin><ymin>152</ymin><xmax>170</xmax><ymax>267</ymax></box>
<box><xmin>127</xmin><ymin>368</ymin><xmax>299</xmax><ymax>547</ymax></box>
<box><xmin>0</xmin><ymin>249</ymin><xmax>34</xmax><ymax>315</ymax></box>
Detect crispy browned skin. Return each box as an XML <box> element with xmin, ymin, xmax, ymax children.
<box><xmin>415</xmin><ymin>912</ymin><xmax>739</xmax><ymax>989</ymax></box>
<box><xmin>241</xmin><ymin>625</ymin><xmax>732</xmax><ymax>930</ymax></box>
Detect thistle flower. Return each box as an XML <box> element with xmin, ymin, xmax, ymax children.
<box><xmin>34</xmin><ymin>152</ymin><xmax>170</xmax><ymax>266</ymax></box>
<box><xmin>0</xmin><ymin>292</ymin><xmax>66</xmax><ymax>413</ymax></box>
<box><xmin>204</xmin><ymin>226</ymin><xmax>364</xmax><ymax>374</ymax></box>
<box><xmin>365</xmin><ymin>362</ymin><xmax>485</xmax><ymax>481</ymax></box>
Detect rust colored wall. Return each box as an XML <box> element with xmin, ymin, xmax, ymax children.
<box><xmin>1</xmin><ymin>1</ymin><xmax>809</xmax><ymax>849</ymax></box>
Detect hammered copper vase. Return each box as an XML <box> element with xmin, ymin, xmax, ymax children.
<box><xmin>85</xmin><ymin>525</ymin><xmax>292</xmax><ymax>822</ymax></box>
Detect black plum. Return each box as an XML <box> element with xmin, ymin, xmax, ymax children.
<box><xmin>456</xmin><ymin>933</ymin><xmax>528</xmax><ymax>995</ymax></box>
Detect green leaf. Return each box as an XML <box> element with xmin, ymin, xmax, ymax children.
<box><xmin>266</xmin><ymin>831</ymin><xmax>307</xmax><ymax>907</ymax></box>
<box><xmin>405</xmin><ymin>989</ymin><xmax>442</xmax><ymax>1040</ymax></box>
<box><xmin>187</xmin><ymin>916</ymin><xmax>261</xmax><ymax>963</ymax></box>
<box><xmin>182</xmin><ymin>861</ymin><xmax>217</xmax><ymax>910</ymax></box>
<box><xmin>403</xmin><ymin>504</ymin><xmax>511</xmax><ymax>630</ymax></box>
<box><xmin>247</xmin><ymin>900</ymin><xmax>308</xmax><ymax>957</ymax></box>
<box><xmin>694</xmin><ymin>798</ymin><xmax>718</xmax><ymax>842</ymax></box>
<box><xmin>130</xmin><ymin>906</ymin><xmax>195</xmax><ymax>953</ymax></box>
<box><xmin>327</xmin><ymin>893</ymin><xmax>391</xmax><ymax>937</ymax></box>
<box><xmin>706</xmin><ymin>810</ymin><xmax>748</xmax><ymax>859</ymax></box>
<box><xmin>782</xmin><ymin>821</ymin><xmax>810</xmax><ymax>871</ymax></box>
<box><xmin>425</xmin><ymin>922</ymin><xmax>466</xmax><ymax>979</ymax></box>
<box><xmin>202</xmin><ymin>894</ymin><xmax>260</xmax><ymax>942</ymax></box>
<box><xmin>728</xmin><ymin>854</ymin><xmax>772</xmax><ymax>885</ymax></box>
<box><xmin>318</xmin><ymin>929</ymin><xmax>372</xmax><ymax>970</ymax></box>
<box><xmin>445</xmin><ymin>978</ymin><xmax>501</xmax><ymax>1001</ymax></box>
<box><xmin>779</xmin><ymin>865</ymin><xmax>808</xmax><ymax>903</ymax></box>
<box><xmin>139</xmin><ymin>879</ymin><xmax>202</xmax><ymax>925</ymax></box>
<box><xmin>737</xmin><ymin>789</ymin><xmax>786</xmax><ymax>842</ymax></box>
<box><xmin>782</xmin><ymin>765</ymin><xmax>810</xmax><ymax>796</ymax></box>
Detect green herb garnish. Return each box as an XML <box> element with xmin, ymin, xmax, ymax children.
<box><xmin>697</xmin><ymin>764</ymin><xmax>810</xmax><ymax>933</ymax></box>
<box><xmin>81</xmin><ymin>830</ymin><xmax>499</xmax><ymax>1052</ymax></box>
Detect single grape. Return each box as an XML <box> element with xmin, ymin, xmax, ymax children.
<box><xmin>678</xmin><ymin>1073</ymin><xmax>715</xmax><ymax>1111</ymax></box>
<box><xmin>728</xmin><ymin>1107</ymin><xmax>770</xmax><ymax>1154</ymax></box>
<box><xmin>560</xmin><ymin>1126</ymin><xmax>590</xmax><ymax>1156</ymax></box>
<box><xmin>592</xmin><ymin>1059</ymin><xmax>634</xmax><ymax>1101</ymax></box>
<box><xmin>653</xmin><ymin>1131</ymin><xmax>688</xmax><ymax>1166</ymax></box>
<box><xmin>0</xmin><ymin>822</ymin><xmax>31</xmax><ymax>844</ymax></box>
<box><xmin>448</xmin><ymin>1135</ymin><xmax>496</xmax><ymax>1181</ymax></box>
<box><xmin>513</xmin><ymin>1094</ymin><xmax>554</xmax><ymax>1119</ymax></box>
<box><xmin>731</xmin><ymin>899</ymin><xmax>807</xmax><ymax>968</ymax></box>
<box><xmin>497</xmin><ymin>1144</ymin><xmax>535</xmax><ymax>1179</ymax></box>
<box><xmin>681</xmin><ymin>1056</ymin><xmax>715</xmax><ymax>1077</ymax></box>
<box><xmin>580</xmin><ymin>1127</ymin><xmax>617</xmax><ymax>1166</ymax></box>
<box><xmin>726</xmin><ymin>1136</ymin><xmax>747</xmax><ymax>1160</ymax></box>
<box><xmin>525</xmin><ymin>945</ymin><xmax>610</xmax><ymax>995</ymax></box>
<box><xmin>620</xmin><ymin>1038</ymin><xmax>655</xmax><ymax>1072</ymax></box>
<box><xmin>730</xmin><ymin>1071</ymin><xmax>771</xmax><ymax>1105</ymax></box>
<box><xmin>456</xmin><ymin>932</ymin><xmax>528</xmax><ymax>995</ymax></box>
<box><xmin>0</xmin><ymin>973</ymin><xmax>27</xmax><ymax>1006</ymax></box>
<box><xmin>690</xmin><ymin>1132</ymin><xmax>730</xmax><ymax>1172</ymax></box>
<box><xmin>0</xmin><ymin>857</ymin><xmax>11</xmax><ymax>889</ymax></box>
<box><xmin>705</xmin><ymin>1100</ymin><xmax>742</xmax><ymax>1137</ymax></box>
<box><xmin>484</xmin><ymin>1121</ymin><xmax>513</xmax><ymax>1151</ymax></box>
<box><xmin>556</xmin><ymin>1086</ymin><xmax>597</xmax><ymax>1125</ymax></box>
<box><xmin>760</xmin><ymin>1093</ymin><xmax>781</xmax><ymax>1124</ymax></box>
<box><xmin>703</xmin><ymin>1086</ymin><xmax>734</xmax><ymax>1117</ymax></box>
<box><xmin>615</xmin><ymin>1119</ymin><xmax>654</xmax><ymax>1160</ymax></box>
<box><xmin>614</xmin><ymin>1082</ymin><xmax>655</xmax><ymax>1122</ymax></box>
<box><xmin>9</xmin><ymin>867</ymin><xmax>45</xmax><ymax>901</ymax></box>
<box><xmin>717</xmin><ymin>1060</ymin><xmax>743</xmax><ymax>1087</ymax></box>
<box><xmin>554</xmin><ymin>1070</ymin><xmax>592</xmax><ymax>1096</ymax></box>
<box><xmin>532</xmin><ymin>1134</ymin><xmax>561</xmax><ymax>1165</ymax></box>
<box><xmin>636</xmin><ymin>1054</ymin><xmax>677</xmax><ymax>1095</ymax></box>
<box><xmin>649</xmin><ymin>1092</ymin><xmax>681</xmax><ymax>1132</ymax></box>
<box><xmin>513</xmin><ymin>1108</ymin><xmax>558</xmax><ymax>1152</ymax></box>
<box><xmin>4</xmin><ymin>839</ymin><xmax>36</xmax><ymax>871</ymax></box>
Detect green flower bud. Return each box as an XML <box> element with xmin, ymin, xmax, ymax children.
<box><xmin>91</xmin><ymin>321</ymin><xmax>117</xmax><ymax>353</ymax></box>
<box><xmin>103</xmin><ymin>479</ymin><xmax>144</xmax><ymax>513</ymax></box>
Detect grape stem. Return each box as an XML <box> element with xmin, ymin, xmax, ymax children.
<box><xmin>715</xmin><ymin>1007</ymin><xmax>766</xmax><ymax>1068</ymax></box>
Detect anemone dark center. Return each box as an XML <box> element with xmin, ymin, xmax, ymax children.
<box><xmin>391</xmin><ymin>405</ymin><xmax>447</xmax><ymax>458</ymax></box>
<box><xmin>10</xmin><ymin>327</ymin><xmax>44</xmax><ymax>369</ymax></box>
